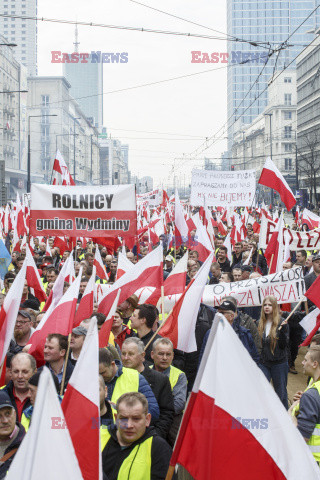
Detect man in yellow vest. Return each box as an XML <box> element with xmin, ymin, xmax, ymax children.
<box><xmin>98</xmin><ymin>348</ymin><xmax>159</xmax><ymax>420</ymax></box>
<box><xmin>101</xmin><ymin>392</ymin><xmax>171</xmax><ymax>480</ymax></box>
<box><xmin>151</xmin><ymin>337</ymin><xmax>187</xmax><ymax>446</ymax></box>
<box><xmin>290</xmin><ymin>345</ymin><xmax>320</xmax><ymax>464</ymax></box>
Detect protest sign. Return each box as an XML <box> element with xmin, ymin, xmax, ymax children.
<box><xmin>202</xmin><ymin>267</ymin><xmax>305</xmax><ymax>308</ymax></box>
<box><xmin>259</xmin><ymin>214</ymin><xmax>320</xmax><ymax>251</ymax></box>
<box><xmin>136</xmin><ymin>189</ymin><xmax>162</xmax><ymax>206</ymax></box>
<box><xmin>30</xmin><ymin>184</ymin><xmax>137</xmax><ymax>237</ymax></box>
<box><xmin>190</xmin><ymin>168</ymin><xmax>256</xmax><ymax>207</ymax></box>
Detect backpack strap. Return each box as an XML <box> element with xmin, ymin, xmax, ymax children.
<box><xmin>0</xmin><ymin>447</ymin><xmax>18</xmax><ymax>463</ymax></box>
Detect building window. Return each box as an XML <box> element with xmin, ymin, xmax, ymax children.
<box><xmin>284</xmin><ymin>111</ymin><xmax>292</xmax><ymax>120</ymax></box>
<box><xmin>284</xmin><ymin>126</ymin><xmax>292</xmax><ymax>138</ymax></box>
<box><xmin>284</xmin><ymin>77</ymin><xmax>292</xmax><ymax>83</ymax></box>
<box><xmin>41</xmin><ymin>95</ymin><xmax>49</xmax><ymax>107</ymax></box>
<box><xmin>284</xmin><ymin>93</ymin><xmax>292</xmax><ymax>106</ymax></box>
<box><xmin>284</xmin><ymin>143</ymin><xmax>292</xmax><ymax>152</ymax></box>
<box><xmin>285</xmin><ymin>158</ymin><xmax>292</xmax><ymax>170</ymax></box>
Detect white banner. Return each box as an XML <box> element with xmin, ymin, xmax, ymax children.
<box><xmin>136</xmin><ymin>189</ymin><xmax>162</xmax><ymax>206</ymax></box>
<box><xmin>190</xmin><ymin>168</ymin><xmax>256</xmax><ymax>207</ymax></box>
<box><xmin>202</xmin><ymin>267</ymin><xmax>305</xmax><ymax>308</ymax></box>
<box><xmin>259</xmin><ymin>214</ymin><xmax>320</xmax><ymax>251</ymax></box>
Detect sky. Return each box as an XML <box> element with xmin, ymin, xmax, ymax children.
<box><xmin>37</xmin><ymin>0</ymin><xmax>228</xmax><ymax>188</ymax></box>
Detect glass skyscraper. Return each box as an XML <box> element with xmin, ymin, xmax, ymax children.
<box><xmin>227</xmin><ymin>0</ymin><xmax>320</xmax><ymax>146</ymax></box>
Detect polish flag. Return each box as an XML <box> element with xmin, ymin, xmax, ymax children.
<box><xmin>7</xmin><ymin>368</ymin><xmax>83</xmax><ymax>480</ymax></box>
<box><xmin>53</xmin><ymin>236</ymin><xmax>69</xmax><ymax>256</ymax></box>
<box><xmin>258</xmin><ymin>158</ymin><xmax>296</xmax><ymax>211</ymax></box>
<box><xmin>264</xmin><ymin>212</ymin><xmax>285</xmax><ymax>274</ymax></box>
<box><xmin>98</xmin><ymin>245</ymin><xmax>163</xmax><ymax>316</ymax></box>
<box><xmin>15</xmin><ymin>193</ymin><xmax>25</xmax><ymax>238</ymax></box>
<box><xmin>147</xmin><ymin>251</ymin><xmax>188</xmax><ymax>306</ymax></box>
<box><xmin>25</xmin><ymin>245</ymin><xmax>47</xmax><ymax>303</ymax></box>
<box><xmin>62</xmin><ymin>318</ymin><xmax>102</xmax><ymax>480</ymax></box>
<box><xmin>52</xmin><ymin>150</ymin><xmax>76</xmax><ymax>186</ymax></box>
<box><xmin>168</xmin><ymin>313</ymin><xmax>320</xmax><ymax>480</ymax></box>
<box><xmin>193</xmin><ymin>221</ymin><xmax>213</xmax><ymax>262</ymax></box>
<box><xmin>243</xmin><ymin>247</ymin><xmax>253</xmax><ymax>266</ymax></box>
<box><xmin>93</xmin><ymin>245</ymin><xmax>108</xmax><ymax>281</ymax></box>
<box><xmin>301</xmin><ymin>208</ymin><xmax>320</xmax><ymax>230</ymax></box>
<box><xmin>0</xmin><ymin>261</ymin><xmax>26</xmax><ymax>367</ymax></box>
<box><xmin>224</xmin><ymin>233</ymin><xmax>232</xmax><ymax>262</ymax></box>
<box><xmin>74</xmin><ymin>267</ymin><xmax>95</xmax><ymax>327</ymax></box>
<box><xmin>99</xmin><ymin>289</ymin><xmax>121</xmax><ymax>348</ymax></box>
<box><xmin>28</xmin><ymin>271</ymin><xmax>82</xmax><ymax>366</ymax></box>
<box><xmin>116</xmin><ymin>250</ymin><xmax>134</xmax><ymax>280</ymax></box>
<box><xmin>42</xmin><ymin>254</ymin><xmax>75</xmax><ymax>313</ymax></box>
<box><xmin>305</xmin><ymin>274</ymin><xmax>320</xmax><ymax>310</ymax></box>
<box><xmin>45</xmin><ymin>238</ymin><xmax>51</xmax><ymax>256</ymax></box>
<box><xmin>175</xmin><ymin>189</ymin><xmax>188</xmax><ymax>246</ymax></box>
<box><xmin>159</xmin><ymin>253</ymin><xmax>213</xmax><ymax>352</ymax></box>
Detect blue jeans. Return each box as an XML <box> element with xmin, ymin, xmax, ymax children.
<box><xmin>260</xmin><ymin>362</ymin><xmax>288</xmax><ymax>409</ymax></box>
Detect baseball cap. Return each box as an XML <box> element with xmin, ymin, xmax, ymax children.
<box><xmin>313</xmin><ymin>253</ymin><xmax>320</xmax><ymax>262</ymax></box>
<box><xmin>72</xmin><ymin>326</ymin><xmax>87</xmax><ymax>336</ymax></box>
<box><xmin>0</xmin><ymin>391</ymin><xmax>14</xmax><ymax>410</ymax></box>
<box><xmin>41</xmin><ymin>262</ymin><xmax>53</xmax><ymax>269</ymax></box>
<box><xmin>18</xmin><ymin>310</ymin><xmax>31</xmax><ymax>321</ymax></box>
<box><xmin>165</xmin><ymin>255</ymin><xmax>174</xmax><ymax>262</ymax></box>
<box><xmin>218</xmin><ymin>300</ymin><xmax>237</xmax><ymax>313</ymax></box>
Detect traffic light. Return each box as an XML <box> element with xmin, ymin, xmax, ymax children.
<box><xmin>231</xmin><ymin>165</ymin><xmax>234</xmax><ymax>171</ymax></box>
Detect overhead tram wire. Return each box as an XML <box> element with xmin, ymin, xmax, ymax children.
<box><xmin>128</xmin><ymin>0</ymin><xmax>272</xmax><ymax>49</ymax></box>
<box><xmin>0</xmin><ymin>12</ymin><xmax>269</xmax><ymax>45</ymax></box>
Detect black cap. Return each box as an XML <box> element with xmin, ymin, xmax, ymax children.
<box><xmin>218</xmin><ymin>300</ymin><xmax>237</xmax><ymax>313</ymax></box>
<box><xmin>313</xmin><ymin>253</ymin><xmax>320</xmax><ymax>262</ymax></box>
<box><xmin>0</xmin><ymin>391</ymin><xmax>14</xmax><ymax>410</ymax></box>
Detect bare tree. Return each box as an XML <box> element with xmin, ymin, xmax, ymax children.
<box><xmin>297</xmin><ymin>132</ymin><xmax>320</xmax><ymax>206</ymax></box>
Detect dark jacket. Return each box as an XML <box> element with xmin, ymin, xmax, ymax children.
<box><xmin>218</xmin><ymin>258</ymin><xmax>231</xmax><ymax>272</ymax></box>
<box><xmin>40</xmin><ymin>359</ymin><xmax>74</xmax><ymax>393</ymax></box>
<box><xmin>0</xmin><ymin>423</ymin><xmax>25</xmax><ymax>480</ymax></box>
<box><xmin>231</xmin><ymin>252</ymin><xmax>242</xmax><ymax>270</ymax></box>
<box><xmin>138</xmin><ymin>331</ymin><xmax>185</xmax><ymax>370</ymax></box>
<box><xmin>141</xmin><ymin>366</ymin><xmax>175</xmax><ymax>439</ymax></box>
<box><xmin>102</xmin><ymin>425</ymin><xmax>172</xmax><ymax>480</ymax></box>
<box><xmin>238</xmin><ymin>311</ymin><xmax>262</xmax><ymax>354</ymax></box>
<box><xmin>259</xmin><ymin>320</ymin><xmax>289</xmax><ymax>366</ymax></box>
<box><xmin>100</xmin><ymin>400</ymin><xmax>114</xmax><ymax>427</ymax></box>
<box><xmin>2</xmin><ymin>381</ymin><xmax>31</xmax><ymax>420</ymax></box>
<box><xmin>251</xmin><ymin>250</ymin><xmax>268</xmax><ymax>276</ymax></box>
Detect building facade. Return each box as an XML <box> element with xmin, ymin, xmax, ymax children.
<box><xmin>227</xmin><ymin>0</ymin><xmax>320</xmax><ymax>148</ymax></box>
<box><xmin>27</xmin><ymin>76</ymin><xmax>99</xmax><ymax>186</ymax></box>
<box><xmin>0</xmin><ymin>0</ymin><xmax>37</xmax><ymax>76</ymax></box>
<box><xmin>232</xmin><ymin>70</ymin><xmax>297</xmax><ymax>191</ymax></box>
<box><xmin>0</xmin><ymin>38</ymin><xmax>29</xmax><ymax>200</ymax></box>
<box><xmin>99</xmin><ymin>130</ymin><xmax>130</xmax><ymax>185</ymax></box>
<box><xmin>296</xmin><ymin>33</ymin><xmax>320</xmax><ymax>203</ymax></box>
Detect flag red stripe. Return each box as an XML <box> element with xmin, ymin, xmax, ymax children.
<box><xmin>259</xmin><ymin>168</ymin><xmax>295</xmax><ymax>211</ymax></box>
<box><xmin>174</xmin><ymin>391</ymin><xmax>287</xmax><ymax>480</ymax></box>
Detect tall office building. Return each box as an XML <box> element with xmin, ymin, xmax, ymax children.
<box><xmin>63</xmin><ymin>26</ymin><xmax>103</xmax><ymax>129</ymax></box>
<box><xmin>0</xmin><ymin>0</ymin><xmax>37</xmax><ymax>76</ymax></box>
<box><xmin>227</xmin><ymin>0</ymin><xmax>320</xmax><ymax>147</ymax></box>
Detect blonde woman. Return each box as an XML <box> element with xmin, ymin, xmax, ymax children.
<box><xmin>258</xmin><ymin>295</ymin><xmax>289</xmax><ymax>408</ymax></box>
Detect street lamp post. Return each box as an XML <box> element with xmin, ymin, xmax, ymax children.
<box><xmin>27</xmin><ymin>114</ymin><xmax>57</xmax><ymax>193</ymax></box>
<box><xmin>72</xmin><ymin>117</ymin><xmax>81</xmax><ymax>183</ymax></box>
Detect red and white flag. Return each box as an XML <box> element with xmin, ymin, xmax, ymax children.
<box><xmin>147</xmin><ymin>251</ymin><xmax>188</xmax><ymax>307</ymax></box>
<box><xmin>25</xmin><ymin>245</ymin><xmax>47</xmax><ymax>303</ymax></box>
<box><xmin>301</xmin><ymin>208</ymin><xmax>320</xmax><ymax>230</ymax></box>
<box><xmin>116</xmin><ymin>250</ymin><xmax>134</xmax><ymax>280</ymax></box>
<box><xmin>193</xmin><ymin>221</ymin><xmax>213</xmax><ymax>262</ymax></box>
<box><xmin>98</xmin><ymin>245</ymin><xmax>163</xmax><ymax>316</ymax></box>
<box><xmin>7</xmin><ymin>368</ymin><xmax>83</xmax><ymax>480</ymax></box>
<box><xmin>28</xmin><ymin>271</ymin><xmax>82</xmax><ymax>366</ymax></box>
<box><xmin>52</xmin><ymin>149</ymin><xmax>76</xmax><ymax>186</ymax></box>
<box><xmin>99</xmin><ymin>289</ymin><xmax>121</xmax><ymax>348</ymax></box>
<box><xmin>264</xmin><ymin>211</ymin><xmax>285</xmax><ymax>274</ymax></box>
<box><xmin>74</xmin><ymin>267</ymin><xmax>96</xmax><ymax>327</ymax></box>
<box><xmin>175</xmin><ymin>189</ymin><xmax>188</xmax><ymax>246</ymax></box>
<box><xmin>159</xmin><ymin>253</ymin><xmax>213</xmax><ymax>352</ymax></box>
<box><xmin>93</xmin><ymin>245</ymin><xmax>108</xmax><ymax>282</ymax></box>
<box><xmin>62</xmin><ymin>318</ymin><xmax>102</xmax><ymax>480</ymax></box>
<box><xmin>45</xmin><ymin>238</ymin><xmax>51</xmax><ymax>256</ymax></box>
<box><xmin>42</xmin><ymin>253</ymin><xmax>75</xmax><ymax>313</ymax></box>
<box><xmin>258</xmin><ymin>158</ymin><xmax>296</xmax><ymax>211</ymax></box>
<box><xmin>0</xmin><ymin>261</ymin><xmax>26</xmax><ymax>366</ymax></box>
<box><xmin>169</xmin><ymin>314</ymin><xmax>320</xmax><ymax>479</ymax></box>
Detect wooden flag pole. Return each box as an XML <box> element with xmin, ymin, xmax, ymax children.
<box><xmin>144</xmin><ymin>307</ymin><xmax>174</xmax><ymax>352</ymax></box>
<box><xmin>60</xmin><ymin>333</ymin><xmax>72</xmax><ymax>395</ymax></box>
<box><xmin>279</xmin><ymin>300</ymin><xmax>303</xmax><ymax>330</ymax></box>
<box><xmin>165</xmin><ymin>465</ymin><xmax>175</xmax><ymax>480</ymax></box>
<box><xmin>304</xmin><ymin>301</ymin><xmax>309</xmax><ymax>315</ymax></box>
<box><xmin>268</xmin><ymin>254</ymin><xmax>274</xmax><ymax>274</ymax></box>
<box><xmin>255</xmin><ymin>249</ymin><xmax>260</xmax><ymax>272</ymax></box>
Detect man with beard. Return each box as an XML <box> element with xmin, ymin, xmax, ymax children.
<box><xmin>12</xmin><ymin>311</ymin><xmax>35</xmax><ymax>353</ymax></box>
